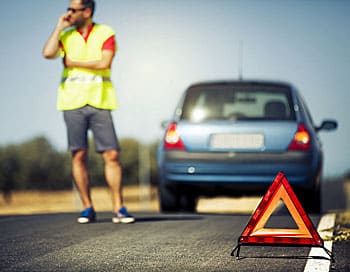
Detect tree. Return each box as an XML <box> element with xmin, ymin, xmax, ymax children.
<box><xmin>149</xmin><ymin>140</ymin><xmax>160</xmax><ymax>186</ymax></box>
<box><xmin>0</xmin><ymin>136</ymin><xmax>160</xmax><ymax>191</ymax></box>
<box><xmin>17</xmin><ymin>137</ymin><xmax>71</xmax><ymax>190</ymax></box>
<box><xmin>119</xmin><ymin>138</ymin><xmax>140</xmax><ymax>185</ymax></box>
<box><xmin>0</xmin><ymin>146</ymin><xmax>20</xmax><ymax>203</ymax></box>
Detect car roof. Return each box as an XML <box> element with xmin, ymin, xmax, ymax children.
<box><xmin>188</xmin><ymin>80</ymin><xmax>295</xmax><ymax>91</ymax></box>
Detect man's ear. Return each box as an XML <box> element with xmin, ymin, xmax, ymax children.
<box><xmin>84</xmin><ymin>8</ymin><xmax>92</xmax><ymax>18</ymax></box>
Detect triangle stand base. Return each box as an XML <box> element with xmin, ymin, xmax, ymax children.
<box><xmin>231</xmin><ymin>243</ymin><xmax>335</xmax><ymax>263</ymax></box>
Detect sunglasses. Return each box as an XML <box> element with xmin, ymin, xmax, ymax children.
<box><xmin>67</xmin><ymin>7</ymin><xmax>86</xmax><ymax>13</ymax></box>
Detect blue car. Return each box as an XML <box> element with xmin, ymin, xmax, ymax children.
<box><xmin>157</xmin><ymin>80</ymin><xmax>337</xmax><ymax>213</ymax></box>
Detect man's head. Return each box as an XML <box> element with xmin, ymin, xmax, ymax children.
<box><xmin>67</xmin><ymin>0</ymin><xmax>95</xmax><ymax>28</ymax></box>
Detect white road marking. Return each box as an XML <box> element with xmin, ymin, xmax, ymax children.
<box><xmin>303</xmin><ymin>213</ymin><xmax>336</xmax><ymax>272</ymax></box>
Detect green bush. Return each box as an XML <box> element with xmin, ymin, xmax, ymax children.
<box><xmin>0</xmin><ymin>136</ymin><xmax>159</xmax><ymax>192</ymax></box>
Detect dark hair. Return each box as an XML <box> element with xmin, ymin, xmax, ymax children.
<box><xmin>82</xmin><ymin>0</ymin><xmax>95</xmax><ymax>17</ymax></box>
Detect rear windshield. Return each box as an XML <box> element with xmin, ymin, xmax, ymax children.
<box><xmin>181</xmin><ymin>84</ymin><xmax>296</xmax><ymax>121</ymax></box>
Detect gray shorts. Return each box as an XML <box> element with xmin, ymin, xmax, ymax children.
<box><xmin>63</xmin><ymin>105</ymin><xmax>120</xmax><ymax>153</ymax></box>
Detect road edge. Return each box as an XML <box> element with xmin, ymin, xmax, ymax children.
<box><xmin>303</xmin><ymin>213</ymin><xmax>336</xmax><ymax>272</ymax></box>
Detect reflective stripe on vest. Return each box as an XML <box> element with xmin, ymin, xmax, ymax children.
<box><xmin>61</xmin><ymin>75</ymin><xmax>111</xmax><ymax>84</ymax></box>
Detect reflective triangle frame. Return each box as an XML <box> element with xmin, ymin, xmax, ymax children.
<box><xmin>231</xmin><ymin>172</ymin><xmax>333</xmax><ymax>260</ymax></box>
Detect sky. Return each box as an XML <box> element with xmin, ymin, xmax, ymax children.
<box><xmin>0</xmin><ymin>0</ymin><xmax>349</xmax><ymax>177</ymax></box>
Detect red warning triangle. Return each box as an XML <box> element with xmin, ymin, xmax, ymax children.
<box><xmin>238</xmin><ymin>171</ymin><xmax>323</xmax><ymax>246</ymax></box>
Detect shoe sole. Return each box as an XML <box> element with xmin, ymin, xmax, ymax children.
<box><xmin>77</xmin><ymin>217</ymin><xmax>96</xmax><ymax>224</ymax></box>
<box><xmin>112</xmin><ymin>217</ymin><xmax>135</xmax><ymax>224</ymax></box>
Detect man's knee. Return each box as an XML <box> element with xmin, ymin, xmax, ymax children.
<box><xmin>102</xmin><ymin>150</ymin><xmax>120</xmax><ymax>165</ymax></box>
<box><xmin>72</xmin><ymin>150</ymin><xmax>88</xmax><ymax>164</ymax></box>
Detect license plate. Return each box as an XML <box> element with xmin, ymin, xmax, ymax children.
<box><xmin>210</xmin><ymin>133</ymin><xmax>264</xmax><ymax>149</ymax></box>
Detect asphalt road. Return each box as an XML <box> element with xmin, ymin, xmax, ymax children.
<box><xmin>0</xmin><ymin>212</ymin><xmax>320</xmax><ymax>272</ymax></box>
<box><xmin>0</xmin><ymin>178</ymin><xmax>349</xmax><ymax>272</ymax></box>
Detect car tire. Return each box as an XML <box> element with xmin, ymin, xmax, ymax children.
<box><xmin>306</xmin><ymin>187</ymin><xmax>321</xmax><ymax>214</ymax></box>
<box><xmin>179</xmin><ymin>193</ymin><xmax>197</xmax><ymax>212</ymax></box>
<box><xmin>159</xmin><ymin>183</ymin><xmax>180</xmax><ymax>212</ymax></box>
<box><xmin>299</xmin><ymin>186</ymin><xmax>321</xmax><ymax>214</ymax></box>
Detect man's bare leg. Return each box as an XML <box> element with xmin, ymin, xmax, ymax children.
<box><xmin>72</xmin><ymin>150</ymin><xmax>93</xmax><ymax>209</ymax></box>
<box><xmin>102</xmin><ymin>149</ymin><xmax>123</xmax><ymax>213</ymax></box>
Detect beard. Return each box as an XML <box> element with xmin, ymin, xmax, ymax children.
<box><xmin>73</xmin><ymin>17</ymin><xmax>86</xmax><ymax>29</ymax></box>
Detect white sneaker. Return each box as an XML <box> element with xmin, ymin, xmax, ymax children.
<box><xmin>112</xmin><ymin>207</ymin><xmax>135</xmax><ymax>224</ymax></box>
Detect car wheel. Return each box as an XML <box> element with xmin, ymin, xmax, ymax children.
<box><xmin>159</xmin><ymin>183</ymin><xmax>180</xmax><ymax>212</ymax></box>
<box><xmin>179</xmin><ymin>193</ymin><xmax>197</xmax><ymax>212</ymax></box>
<box><xmin>299</xmin><ymin>186</ymin><xmax>321</xmax><ymax>214</ymax></box>
<box><xmin>306</xmin><ymin>187</ymin><xmax>321</xmax><ymax>214</ymax></box>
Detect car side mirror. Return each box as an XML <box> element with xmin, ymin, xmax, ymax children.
<box><xmin>315</xmin><ymin>120</ymin><xmax>338</xmax><ymax>132</ymax></box>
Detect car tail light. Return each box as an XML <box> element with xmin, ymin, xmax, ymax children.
<box><xmin>164</xmin><ymin>123</ymin><xmax>186</xmax><ymax>150</ymax></box>
<box><xmin>288</xmin><ymin>124</ymin><xmax>311</xmax><ymax>151</ymax></box>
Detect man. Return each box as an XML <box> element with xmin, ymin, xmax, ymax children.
<box><xmin>43</xmin><ymin>0</ymin><xmax>134</xmax><ymax>224</ymax></box>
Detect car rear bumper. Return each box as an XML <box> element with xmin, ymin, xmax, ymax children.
<box><xmin>158</xmin><ymin>150</ymin><xmax>320</xmax><ymax>194</ymax></box>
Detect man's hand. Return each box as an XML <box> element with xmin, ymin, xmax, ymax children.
<box><xmin>56</xmin><ymin>13</ymin><xmax>73</xmax><ymax>32</ymax></box>
<box><xmin>42</xmin><ymin>12</ymin><xmax>72</xmax><ymax>59</ymax></box>
<box><xmin>63</xmin><ymin>50</ymin><xmax>115</xmax><ymax>70</ymax></box>
<box><xmin>63</xmin><ymin>55</ymin><xmax>72</xmax><ymax>67</ymax></box>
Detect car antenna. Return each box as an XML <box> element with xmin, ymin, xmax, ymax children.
<box><xmin>238</xmin><ymin>40</ymin><xmax>244</xmax><ymax>80</ymax></box>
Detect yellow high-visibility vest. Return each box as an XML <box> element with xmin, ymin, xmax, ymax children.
<box><xmin>57</xmin><ymin>24</ymin><xmax>118</xmax><ymax>110</ymax></box>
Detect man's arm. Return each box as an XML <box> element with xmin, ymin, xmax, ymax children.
<box><xmin>64</xmin><ymin>49</ymin><xmax>115</xmax><ymax>70</ymax></box>
<box><xmin>42</xmin><ymin>14</ymin><xmax>72</xmax><ymax>59</ymax></box>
